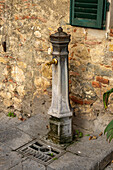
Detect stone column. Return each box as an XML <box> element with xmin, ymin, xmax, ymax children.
<box><xmin>48</xmin><ymin>27</ymin><xmax>73</xmax><ymax>144</ymax></box>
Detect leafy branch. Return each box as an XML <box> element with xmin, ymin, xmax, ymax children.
<box><xmin>103</xmin><ymin>88</ymin><xmax>113</xmax><ymax>142</ymax></box>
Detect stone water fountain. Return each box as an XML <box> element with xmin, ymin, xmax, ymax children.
<box><xmin>46</xmin><ymin>27</ymin><xmax>72</xmax><ymax>144</ymax></box>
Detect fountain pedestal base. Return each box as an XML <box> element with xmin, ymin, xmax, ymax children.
<box><xmin>48</xmin><ymin>116</ymin><xmax>72</xmax><ymax>144</ymax></box>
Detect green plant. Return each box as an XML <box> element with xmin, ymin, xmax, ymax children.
<box><xmin>85</xmin><ymin>134</ymin><xmax>90</xmax><ymax>136</ymax></box>
<box><xmin>48</xmin><ymin>153</ymin><xmax>54</xmax><ymax>157</ymax></box>
<box><xmin>52</xmin><ymin>157</ymin><xmax>58</xmax><ymax>160</ymax></box>
<box><xmin>7</xmin><ymin>112</ymin><xmax>16</xmax><ymax>117</ymax></box>
<box><xmin>103</xmin><ymin>88</ymin><xmax>113</xmax><ymax>109</ymax></box>
<box><xmin>103</xmin><ymin>88</ymin><xmax>113</xmax><ymax>142</ymax></box>
<box><xmin>79</xmin><ymin>132</ymin><xmax>83</xmax><ymax>138</ymax></box>
<box><xmin>75</xmin><ymin>130</ymin><xmax>83</xmax><ymax>139</ymax></box>
<box><xmin>104</xmin><ymin>120</ymin><xmax>113</xmax><ymax>142</ymax></box>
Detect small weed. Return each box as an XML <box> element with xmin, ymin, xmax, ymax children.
<box><xmin>52</xmin><ymin>157</ymin><xmax>58</xmax><ymax>160</ymax></box>
<box><xmin>74</xmin><ymin>130</ymin><xmax>83</xmax><ymax>139</ymax></box>
<box><xmin>7</xmin><ymin>112</ymin><xmax>16</xmax><ymax>117</ymax></box>
<box><xmin>48</xmin><ymin>153</ymin><xmax>54</xmax><ymax>157</ymax></box>
<box><xmin>85</xmin><ymin>134</ymin><xmax>90</xmax><ymax>136</ymax></box>
<box><xmin>79</xmin><ymin>132</ymin><xmax>83</xmax><ymax>138</ymax></box>
<box><xmin>75</xmin><ymin>130</ymin><xmax>79</xmax><ymax>135</ymax></box>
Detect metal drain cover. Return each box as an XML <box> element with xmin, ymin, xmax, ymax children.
<box><xmin>15</xmin><ymin>139</ymin><xmax>64</xmax><ymax>165</ymax></box>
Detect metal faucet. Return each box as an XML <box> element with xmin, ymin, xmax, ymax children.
<box><xmin>46</xmin><ymin>58</ymin><xmax>58</xmax><ymax>66</ymax></box>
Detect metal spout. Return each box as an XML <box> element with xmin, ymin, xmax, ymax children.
<box><xmin>46</xmin><ymin>58</ymin><xmax>58</xmax><ymax>66</ymax></box>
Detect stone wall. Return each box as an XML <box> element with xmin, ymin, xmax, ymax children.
<box><xmin>0</xmin><ymin>0</ymin><xmax>113</xmax><ymax>132</ymax></box>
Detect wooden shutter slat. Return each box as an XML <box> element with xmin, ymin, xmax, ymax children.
<box><xmin>75</xmin><ymin>3</ymin><xmax>98</xmax><ymax>8</ymax></box>
<box><xmin>74</xmin><ymin>7</ymin><xmax>97</xmax><ymax>14</ymax></box>
<box><xmin>75</xmin><ymin>0</ymin><xmax>97</xmax><ymax>3</ymax></box>
<box><xmin>74</xmin><ymin>12</ymin><xmax>97</xmax><ymax>20</ymax></box>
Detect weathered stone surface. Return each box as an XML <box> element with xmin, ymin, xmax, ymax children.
<box><xmin>10</xmin><ymin>159</ymin><xmax>46</xmax><ymax>170</ymax></box>
<box><xmin>17</xmin><ymin>85</ymin><xmax>25</xmax><ymax>96</ymax></box>
<box><xmin>0</xmin><ymin>115</ymin><xmax>22</xmax><ymax>130</ymax></box>
<box><xmin>9</xmin><ymin>163</ymin><xmax>23</xmax><ymax>170</ymax></box>
<box><xmin>17</xmin><ymin>112</ymin><xmax>50</xmax><ymax>138</ymax></box>
<box><xmin>41</xmin><ymin>64</ymin><xmax>52</xmax><ymax>78</ymax></box>
<box><xmin>0</xmin><ymin>144</ymin><xmax>22</xmax><ymax>170</ymax></box>
<box><xmin>0</xmin><ymin>57</ymin><xmax>7</xmax><ymax>64</ymax></box>
<box><xmin>72</xmin><ymin>116</ymin><xmax>95</xmax><ymax>132</ymax></box>
<box><xmin>0</xmin><ymin>127</ymin><xmax>33</xmax><ymax>150</ymax></box>
<box><xmin>47</xmin><ymin>152</ymin><xmax>98</xmax><ymax>170</ymax></box>
<box><xmin>0</xmin><ymin>91</ymin><xmax>12</xmax><ymax>99</ymax></box>
<box><xmin>74</xmin><ymin>46</ymin><xmax>90</xmax><ymax>60</ymax></box>
<box><xmin>11</xmin><ymin>66</ymin><xmax>25</xmax><ymax>83</ymax></box>
<box><xmin>34</xmin><ymin>77</ymin><xmax>50</xmax><ymax>91</ymax></box>
<box><xmin>32</xmin><ymin>94</ymin><xmax>51</xmax><ymax>115</ymax></box>
<box><xmin>87</xmin><ymin>63</ymin><xmax>113</xmax><ymax>77</ymax></box>
<box><xmin>3</xmin><ymin>99</ymin><xmax>13</xmax><ymax>107</ymax></box>
<box><xmin>34</xmin><ymin>31</ymin><xmax>41</xmax><ymax>38</ymax></box>
<box><xmin>92</xmin><ymin>99</ymin><xmax>104</xmax><ymax>111</ymax></box>
<box><xmin>92</xmin><ymin>81</ymin><xmax>101</xmax><ymax>88</ymax></box>
<box><xmin>105</xmin><ymin>164</ymin><xmax>113</xmax><ymax>170</ymax></box>
<box><xmin>96</xmin><ymin>76</ymin><xmax>109</xmax><ymax>85</ymax></box>
<box><xmin>93</xmin><ymin>113</ymin><xmax>113</xmax><ymax>132</ymax></box>
<box><xmin>67</xmin><ymin>135</ymin><xmax>113</xmax><ymax>170</ymax></box>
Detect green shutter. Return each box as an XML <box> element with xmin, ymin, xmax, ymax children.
<box><xmin>70</xmin><ymin>0</ymin><xmax>106</xmax><ymax>29</ymax></box>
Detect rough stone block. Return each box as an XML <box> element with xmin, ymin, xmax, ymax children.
<box><xmin>47</xmin><ymin>152</ymin><xmax>98</xmax><ymax>170</ymax></box>
<box><xmin>10</xmin><ymin>159</ymin><xmax>46</xmax><ymax>170</ymax></box>
<box><xmin>0</xmin><ymin>127</ymin><xmax>33</xmax><ymax>150</ymax></box>
<box><xmin>48</xmin><ymin>116</ymin><xmax>72</xmax><ymax>144</ymax></box>
<box><xmin>0</xmin><ymin>115</ymin><xmax>22</xmax><ymax>130</ymax></box>
<box><xmin>92</xmin><ymin>81</ymin><xmax>101</xmax><ymax>88</ymax></box>
<box><xmin>67</xmin><ymin>135</ymin><xmax>113</xmax><ymax>169</ymax></box>
<box><xmin>17</xmin><ymin>113</ymin><xmax>50</xmax><ymax>138</ymax></box>
<box><xmin>96</xmin><ymin>76</ymin><xmax>109</xmax><ymax>85</ymax></box>
<box><xmin>0</xmin><ymin>144</ymin><xmax>22</xmax><ymax>170</ymax></box>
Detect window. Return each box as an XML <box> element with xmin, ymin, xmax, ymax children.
<box><xmin>70</xmin><ymin>0</ymin><xmax>110</xmax><ymax>29</ymax></box>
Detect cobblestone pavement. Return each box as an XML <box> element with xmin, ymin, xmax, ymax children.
<box><xmin>0</xmin><ymin>113</ymin><xmax>113</xmax><ymax>170</ymax></box>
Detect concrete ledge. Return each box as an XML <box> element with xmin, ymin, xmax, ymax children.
<box><xmin>47</xmin><ymin>135</ymin><xmax>113</xmax><ymax>170</ymax></box>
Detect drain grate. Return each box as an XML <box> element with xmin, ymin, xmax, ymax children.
<box><xmin>16</xmin><ymin>139</ymin><xmax>64</xmax><ymax>165</ymax></box>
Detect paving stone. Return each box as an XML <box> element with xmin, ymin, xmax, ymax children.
<box><xmin>17</xmin><ymin>113</ymin><xmax>50</xmax><ymax>138</ymax></box>
<box><xmin>0</xmin><ymin>144</ymin><xmax>22</xmax><ymax>170</ymax></box>
<box><xmin>67</xmin><ymin>136</ymin><xmax>113</xmax><ymax>169</ymax></box>
<box><xmin>47</xmin><ymin>152</ymin><xmax>98</xmax><ymax>170</ymax></box>
<box><xmin>104</xmin><ymin>166</ymin><xmax>113</xmax><ymax>170</ymax></box>
<box><xmin>104</xmin><ymin>162</ymin><xmax>113</xmax><ymax>170</ymax></box>
<box><xmin>9</xmin><ymin>163</ymin><xmax>23</xmax><ymax>170</ymax></box>
<box><xmin>10</xmin><ymin>159</ymin><xmax>46</xmax><ymax>170</ymax></box>
<box><xmin>0</xmin><ymin>115</ymin><xmax>22</xmax><ymax>131</ymax></box>
<box><xmin>0</xmin><ymin>112</ymin><xmax>5</xmax><ymax>119</ymax></box>
<box><xmin>0</xmin><ymin>127</ymin><xmax>33</xmax><ymax>150</ymax></box>
<box><xmin>106</xmin><ymin>166</ymin><xmax>113</xmax><ymax>170</ymax></box>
